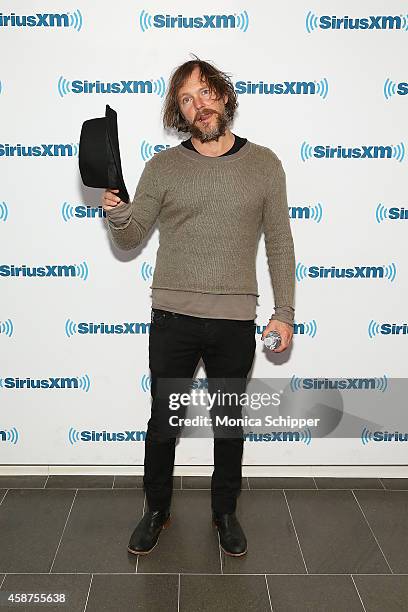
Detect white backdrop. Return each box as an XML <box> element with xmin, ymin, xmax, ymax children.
<box><xmin>1</xmin><ymin>0</ymin><xmax>407</xmax><ymax>470</ymax></box>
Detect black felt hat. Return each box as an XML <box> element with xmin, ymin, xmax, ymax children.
<box><xmin>79</xmin><ymin>104</ymin><xmax>129</xmax><ymax>203</ymax></box>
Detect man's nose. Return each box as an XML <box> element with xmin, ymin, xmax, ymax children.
<box><xmin>193</xmin><ymin>97</ymin><xmax>205</xmax><ymax>111</ymax></box>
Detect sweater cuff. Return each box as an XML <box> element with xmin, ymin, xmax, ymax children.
<box><xmin>105</xmin><ymin>200</ymin><xmax>133</xmax><ymax>228</ymax></box>
<box><xmin>270</xmin><ymin>305</ymin><xmax>295</xmax><ymax>326</ymax></box>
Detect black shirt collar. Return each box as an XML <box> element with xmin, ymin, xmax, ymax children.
<box><xmin>181</xmin><ymin>133</ymin><xmax>247</xmax><ymax>156</ymax></box>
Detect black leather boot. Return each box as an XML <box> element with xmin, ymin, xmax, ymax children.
<box><xmin>212</xmin><ymin>511</ymin><xmax>247</xmax><ymax>556</ymax></box>
<box><xmin>127</xmin><ymin>508</ymin><xmax>171</xmax><ymax>555</ymax></box>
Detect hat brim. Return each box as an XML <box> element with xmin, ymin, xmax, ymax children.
<box><xmin>105</xmin><ymin>105</ymin><xmax>129</xmax><ymax>203</ymax></box>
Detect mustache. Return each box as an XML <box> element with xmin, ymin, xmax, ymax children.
<box><xmin>195</xmin><ymin>109</ymin><xmax>218</xmax><ymax>121</ymax></box>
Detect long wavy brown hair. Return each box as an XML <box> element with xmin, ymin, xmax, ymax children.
<box><xmin>162</xmin><ymin>54</ymin><xmax>238</xmax><ymax>133</ymax></box>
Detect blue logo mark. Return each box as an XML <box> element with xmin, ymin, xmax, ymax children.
<box><xmin>234</xmin><ymin>78</ymin><xmax>328</xmax><ymax>97</ymax></box>
<box><xmin>296</xmin><ymin>262</ymin><xmax>397</xmax><ymax>282</ymax></box>
<box><xmin>139</xmin><ymin>10</ymin><xmax>249</xmax><ymax>32</ymax></box>
<box><xmin>77</xmin><ymin>375</ymin><xmax>90</xmax><ymax>392</ymax></box>
<box><xmin>139</xmin><ymin>9</ymin><xmax>153</xmax><ymax>31</ymax></box>
<box><xmin>68</xmin><ymin>427</ymin><xmax>146</xmax><ymax>443</ymax></box>
<box><xmin>0</xmin><ymin>427</ymin><xmax>19</xmax><ymax>444</ymax></box>
<box><xmin>0</xmin><ymin>261</ymin><xmax>89</xmax><ymax>280</ymax></box>
<box><xmin>374</xmin><ymin>203</ymin><xmax>408</xmax><ymax>222</ymax></box>
<box><xmin>315</xmin><ymin>78</ymin><xmax>328</xmax><ymax>98</ymax></box>
<box><xmin>75</xmin><ymin>261</ymin><xmax>89</xmax><ymax>281</ymax></box>
<box><xmin>141</xmin><ymin>261</ymin><xmax>153</xmax><ymax>281</ymax></box>
<box><xmin>384</xmin><ymin>78</ymin><xmax>397</xmax><ymax>99</ymax></box>
<box><xmin>305</xmin><ymin>11</ymin><xmax>319</xmax><ymax>32</ymax></box>
<box><xmin>68</xmin><ymin>427</ymin><xmax>81</xmax><ymax>445</ymax></box>
<box><xmin>376</xmin><ymin>203</ymin><xmax>388</xmax><ymax>223</ymax></box>
<box><xmin>61</xmin><ymin>203</ymin><xmax>105</xmax><ymax>222</ymax></box>
<box><xmin>392</xmin><ymin>143</ymin><xmax>405</xmax><ymax>161</ymax></box>
<box><xmin>140</xmin><ymin>140</ymin><xmax>171</xmax><ymax>161</ymax></box>
<box><xmin>368</xmin><ymin>320</ymin><xmax>408</xmax><ymax>337</ymax></box>
<box><xmin>0</xmin><ymin>201</ymin><xmax>8</xmax><ymax>222</ymax></box>
<box><xmin>306</xmin><ymin>12</ymin><xmax>408</xmax><ymax>33</ymax></box>
<box><xmin>384</xmin><ymin>78</ymin><xmax>408</xmax><ymax>98</ymax></box>
<box><xmin>65</xmin><ymin>319</ymin><xmax>77</xmax><ymax>338</ymax></box>
<box><xmin>58</xmin><ymin>76</ymin><xmax>71</xmax><ymax>97</ymax></box>
<box><xmin>361</xmin><ymin>428</ymin><xmax>408</xmax><ymax>444</ymax></box>
<box><xmin>368</xmin><ymin>320</ymin><xmax>381</xmax><ymax>338</ymax></box>
<box><xmin>57</xmin><ymin>76</ymin><xmax>166</xmax><ymax>98</ymax></box>
<box><xmin>141</xmin><ymin>374</ymin><xmax>151</xmax><ymax>392</ymax></box>
<box><xmin>291</xmin><ymin>375</ymin><xmax>388</xmax><ymax>392</ymax></box>
<box><xmin>289</xmin><ymin>203</ymin><xmax>323</xmax><ymax>222</ymax></box>
<box><xmin>0</xmin><ymin>375</ymin><xmax>91</xmax><ymax>391</ymax></box>
<box><xmin>300</xmin><ymin>142</ymin><xmax>314</xmax><ymax>161</ymax></box>
<box><xmin>300</xmin><ymin>427</ymin><xmax>312</xmax><ymax>445</ymax></box>
<box><xmin>68</xmin><ymin>9</ymin><xmax>83</xmax><ymax>31</ymax></box>
<box><xmin>294</xmin><ymin>319</ymin><xmax>317</xmax><ymax>337</ymax></box>
<box><xmin>0</xmin><ymin>142</ymin><xmax>78</xmax><ymax>157</ymax></box>
<box><xmin>361</xmin><ymin>427</ymin><xmax>373</xmax><ymax>445</ymax></box>
<box><xmin>0</xmin><ymin>10</ymin><xmax>83</xmax><ymax>30</ymax></box>
<box><xmin>0</xmin><ymin>81</ymin><xmax>3</xmax><ymax>95</ymax></box>
<box><xmin>64</xmin><ymin>319</ymin><xmax>150</xmax><ymax>336</ymax></box>
<box><xmin>301</xmin><ymin>141</ymin><xmax>405</xmax><ymax>162</ymax></box>
<box><xmin>0</xmin><ymin>319</ymin><xmax>13</xmax><ymax>338</ymax></box>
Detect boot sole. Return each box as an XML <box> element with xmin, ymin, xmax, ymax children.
<box><xmin>127</xmin><ymin>515</ymin><xmax>171</xmax><ymax>555</ymax></box>
<box><xmin>212</xmin><ymin>520</ymin><xmax>248</xmax><ymax>557</ymax></box>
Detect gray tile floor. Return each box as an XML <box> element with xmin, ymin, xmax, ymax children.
<box><xmin>0</xmin><ymin>476</ymin><xmax>408</xmax><ymax>611</ymax></box>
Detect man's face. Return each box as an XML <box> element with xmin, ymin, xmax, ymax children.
<box><xmin>177</xmin><ymin>67</ymin><xmax>229</xmax><ymax>143</ymax></box>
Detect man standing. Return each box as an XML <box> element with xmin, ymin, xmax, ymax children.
<box><xmin>102</xmin><ymin>56</ymin><xmax>295</xmax><ymax>557</ymax></box>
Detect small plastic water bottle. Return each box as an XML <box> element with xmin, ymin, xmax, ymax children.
<box><xmin>263</xmin><ymin>330</ymin><xmax>282</xmax><ymax>350</ymax></box>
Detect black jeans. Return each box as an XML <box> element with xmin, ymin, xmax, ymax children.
<box><xmin>144</xmin><ymin>307</ymin><xmax>256</xmax><ymax>514</ymax></box>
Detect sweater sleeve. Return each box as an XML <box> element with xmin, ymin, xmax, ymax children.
<box><xmin>105</xmin><ymin>157</ymin><xmax>162</xmax><ymax>250</ymax></box>
<box><xmin>262</xmin><ymin>157</ymin><xmax>296</xmax><ymax>321</ymax></box>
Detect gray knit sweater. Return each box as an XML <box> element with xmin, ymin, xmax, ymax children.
<box><xmin>106</xmin><ymin>140</ymin><xmax>295</xmax><ymax>312</ymax></box>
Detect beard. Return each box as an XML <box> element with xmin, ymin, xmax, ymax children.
<box><xmin>187</xmin><ymin>108</ymin><xmax>230</xmax><ymax>143</ymax></box>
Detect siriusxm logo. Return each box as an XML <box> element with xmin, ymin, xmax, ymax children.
<box><xmin>306</xmin><ymin>12</ymin><xmax>408</xmax><ymax>33</ymax></box>
<box><xmin>0</xmin><ymin>427</ymin><xmax>19</xmax><ymax>444</ymax></box>
<box><xmin>0</xmin><ymin>319</ymin><xmax>13</xmax><ymax>337</ymax></box>
<box><xmin>368</xmin><ymin>320</ymin><xmax>408</xmax><ymax>338</ymax></box>
<box><xmin>255</xmin><ymin>320</ymin><xmax>316</xmax><ymax>337</ymax></box>
<box><xmin>0</xmin><ymin>143</ymin><xmax>78</xmax><ymax>157</ymax></box>
<box><xmin>0</xmin><ymin>10</ymin><xmax>83</xmax><ymax>30</ymax></box>
<box><xmin>140</xmin><ymin>141</ymin><xmax>171</xmax><ymax>161</ymax></box>
<box><xmin>58</xmin><ymin>76</ymin><xmax>166</xmax><ymax>98</ymax></box>
<box><xmin>376</xmin><ymin>203</ymin><xmax>408</xmax><ymax>223</ymax></box>
<box><xmin>291</xmin><ymin>375</ymin><xmax>388</xmax><ymax>392</ymax></box>
<box><xmin>61</xmin><ymin>203</ymin><xmax>105</xmax><ymax>222</ymax></box>
<box><xmin>69</xmin><ymin>428</ymin><xmax>146</xmax><ymax>444</ymax></box>
<box><xmin>289</xmin><ymin>203</ymin><xmax>323</xmax><ymax>222</ymax></box>
<box><xmin>383</xmin><ymin>78</ymin><xmax>408</xmax><ymax>99</ymax></box>
<box><xmin>0</xmin><ymin>262</ymin><xmax>89</xmax><ymax>280</ymax></box>
<box><xmin>296</xmin><ymin>262</ymin><xmax>397</xmax><ymax>282</ymax></box>
<box><xmin>244</xmin><ymin>429</ymin><xmax>311</xmax><ymax>444</ymax></box>
<box><xmin>0</xmin><ymin>375</ymin><xmax>91</xmax><ymax>391</ymax></box>
<box><xmin>235</xmin><ymin>78</ymin><xmax>328</xmax><ymax>98</ymax></box>
<box><xmin>0</xmin><ymin>201</ymin><xmax>9</xmax><ymax>222</ymax></box>
<box><xmin>139</xmin><ymin>10</ymin><xmax>249</xmax><ymax>32</ymax></box>
<box><xmin>293</xmin><ymin>320</ymin><xmax>317</xmax><ymax>337</ymax></box>
<box><xmin>141</xmin><ymin>261</ymin><xmax>153</xmax><ymax>281</ymax></box>
<box><xmin>65</xmin><ymin>319</ymin><xmax>150</xmax><ymax>337</ymax></box>
<box><xmin>141</xmin><ymin>374</ymin><xmax>151</xmax><ymax>392</ymax></box>
<box><xmin>301</xmin><ymin>141</ymin><xmax>405</xmax><ymax>162</ymax></box>
<box><xmin>361</xmin><ymin>428</ymin><xmax>408</xmax><ymax>445</ymax></box>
